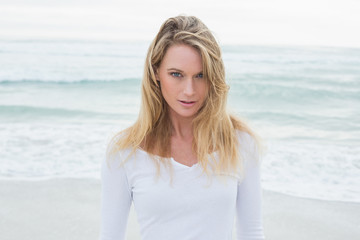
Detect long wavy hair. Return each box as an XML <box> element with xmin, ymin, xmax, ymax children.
<box><xmin>108</xmin><ymin>15</ymin><xmax>259</xmax><ymax>178</ymax></box>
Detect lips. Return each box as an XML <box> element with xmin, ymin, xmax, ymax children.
<box><xmin>179</xmin><ymin>100</ymin><xmax>196</xmax><ymax>107</ymax></box>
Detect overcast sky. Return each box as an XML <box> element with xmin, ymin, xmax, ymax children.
<box><xmin>0</xmin><ymin>0</ymin><xmax>359</xmax><ymax>48</ymax></box>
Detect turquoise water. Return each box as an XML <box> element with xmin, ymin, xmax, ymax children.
<box><xmin>0</xmin><ymin>40</ymin><xmax>359</xmax><ymax>202</ymax></box>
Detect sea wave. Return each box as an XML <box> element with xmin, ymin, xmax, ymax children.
<box><xmin>1</xmin><ymin>40</ymin><xmax>359</xmax><ymax>203</ymax></box>
<box><xmin>0</xmin><ymin>105</ymin><xmax>120</xmax><ymax>118</ymax></box>
<box><xmin>246</xmin><ymin>111</ymin><xmax>360</xmax><ymax>129</ymax></box>
<box><xmin>230</xmin><ymin>81</ymin><xmax>360</xmax><ymax>101</ymax></box>
<box><xmin>0</xmin><ymin>78</ymin><xmax>140</xmax><ymax>84</ymax></box>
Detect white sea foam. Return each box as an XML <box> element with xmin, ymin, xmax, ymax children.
<box><xmin>262</xmin><ymin>141</ymin><xmax>360</xmax><ymax>202</ymax></box>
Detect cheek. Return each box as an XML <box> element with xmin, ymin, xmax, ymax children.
<box><xmin>199</xmin><ymin>82</ymin><xmax>209</xmax><ymax>99</ymax></box>
<box><xmin>160</xmin><ymin>78</ymin><xmax>177</xmax><ymax>98</ymax></box>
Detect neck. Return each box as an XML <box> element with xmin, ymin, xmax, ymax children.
<box><xmin>168</xmin><ymin>110</ymin><xmax>193</xmax><ymax>140</ymax></box>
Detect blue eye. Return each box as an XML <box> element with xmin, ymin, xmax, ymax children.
<box><xmin>171</xmin><ymin>72</ymin><xmax>182</xmax><ymax>77</ymax></box>
<box><xmin>196</xmin><ymin>73</ymin><xmax>203</xmax><ymax>78</ymax></box>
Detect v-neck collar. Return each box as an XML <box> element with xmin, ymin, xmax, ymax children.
<box><xmin>136</xmin><ymin>148</ymin><xmax>199</xmax><ymax>170</ymax></box>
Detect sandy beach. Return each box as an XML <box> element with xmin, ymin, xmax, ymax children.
<box><xmin>1</xmin><ymin>179</ymin><xmax>359</xmax><ymax>240</ymax></box>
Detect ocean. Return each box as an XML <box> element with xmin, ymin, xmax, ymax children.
<box><xmin>0</xmin><ymin>39</ymin><xmax>359</xmax><ymax>203</ymax></box>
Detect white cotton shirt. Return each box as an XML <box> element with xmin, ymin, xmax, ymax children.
<box><xmin>100</xmin><ymin>131</ymin><xmax>265</xmax><ymax>240</ymax></box>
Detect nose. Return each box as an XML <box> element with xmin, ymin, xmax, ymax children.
<box><xmin>183</xmin><ymin>78</ymin><xmax>195</xmax><ymax>96</ymax></box>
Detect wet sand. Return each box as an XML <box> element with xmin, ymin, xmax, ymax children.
<box><xmin>1</xmin><ymin>179</ymin><xmax>359</xmax><ymax>240</ymax></box>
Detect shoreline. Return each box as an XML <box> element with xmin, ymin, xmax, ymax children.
<box><xmin>1</xmin><ymin>178</ymin><xmax>359</xmax><ymax>240</ymax></box>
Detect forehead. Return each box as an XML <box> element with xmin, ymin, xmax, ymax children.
<box><xmin>160</xmin><ymin>44</ymin><xmax>203</xmax><ymax>71</ymax></box>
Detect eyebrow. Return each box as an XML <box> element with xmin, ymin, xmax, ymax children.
<box><xmin>167</xmin><ymin>68</ymin><xmax>184</xmax><ymax>72</ymax></box>
<box><xmin>167</xmin><ymin>68</ymin><xmax>203</xmax><ymax>74</ymax></box>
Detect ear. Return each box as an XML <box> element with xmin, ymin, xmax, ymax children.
<box><xmin>152</xmin><ymin>66</ymin><xmax>161</xmax><ymax>88</ymax></box>
<box><xmin>154</xmin><ymin>67</ymin><xmax>159</xmax><ymax>81</ymax></box>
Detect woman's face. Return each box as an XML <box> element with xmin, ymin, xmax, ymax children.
<box><xmin>157</xmin><ymin>44</ymin><xmax>208</xmax><ymax>120</ymax></box>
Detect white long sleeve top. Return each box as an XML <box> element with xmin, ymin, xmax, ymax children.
<box><xmin>100</xmin><ymin>131</ymin><xmax>265</xmax><ymax>240</ymax></box>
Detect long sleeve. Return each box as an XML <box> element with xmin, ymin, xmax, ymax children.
<box><xmin>99</xmin><ymin>153</ymin><xmax>132</xmax><ymax>240</ymax></box>
<box><xmin>235</xmin><ymin>133</ymin><xmax>265</xmax><ymax>240</ymax></box>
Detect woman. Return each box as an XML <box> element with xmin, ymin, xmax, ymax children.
<box><xmin>100</xmin><ymin>15</ymin><xmax>265</xmax><ymax>240</ymax></box>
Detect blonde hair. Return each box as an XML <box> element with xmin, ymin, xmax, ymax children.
<box><xmin>108</xmin><ymin>15</ymin><xmax>260</xmax><ymax>178</ymax></box>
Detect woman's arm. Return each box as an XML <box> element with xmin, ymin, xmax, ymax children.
<box><xmin>236</xmin><ymin>133</ymin><xmax>265</xmax><ymax>240</ymax></box>
<box><xmin>99</xmin><ymin>153</ymin><xmax>132</xmax><ymax>240</ymax></box>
